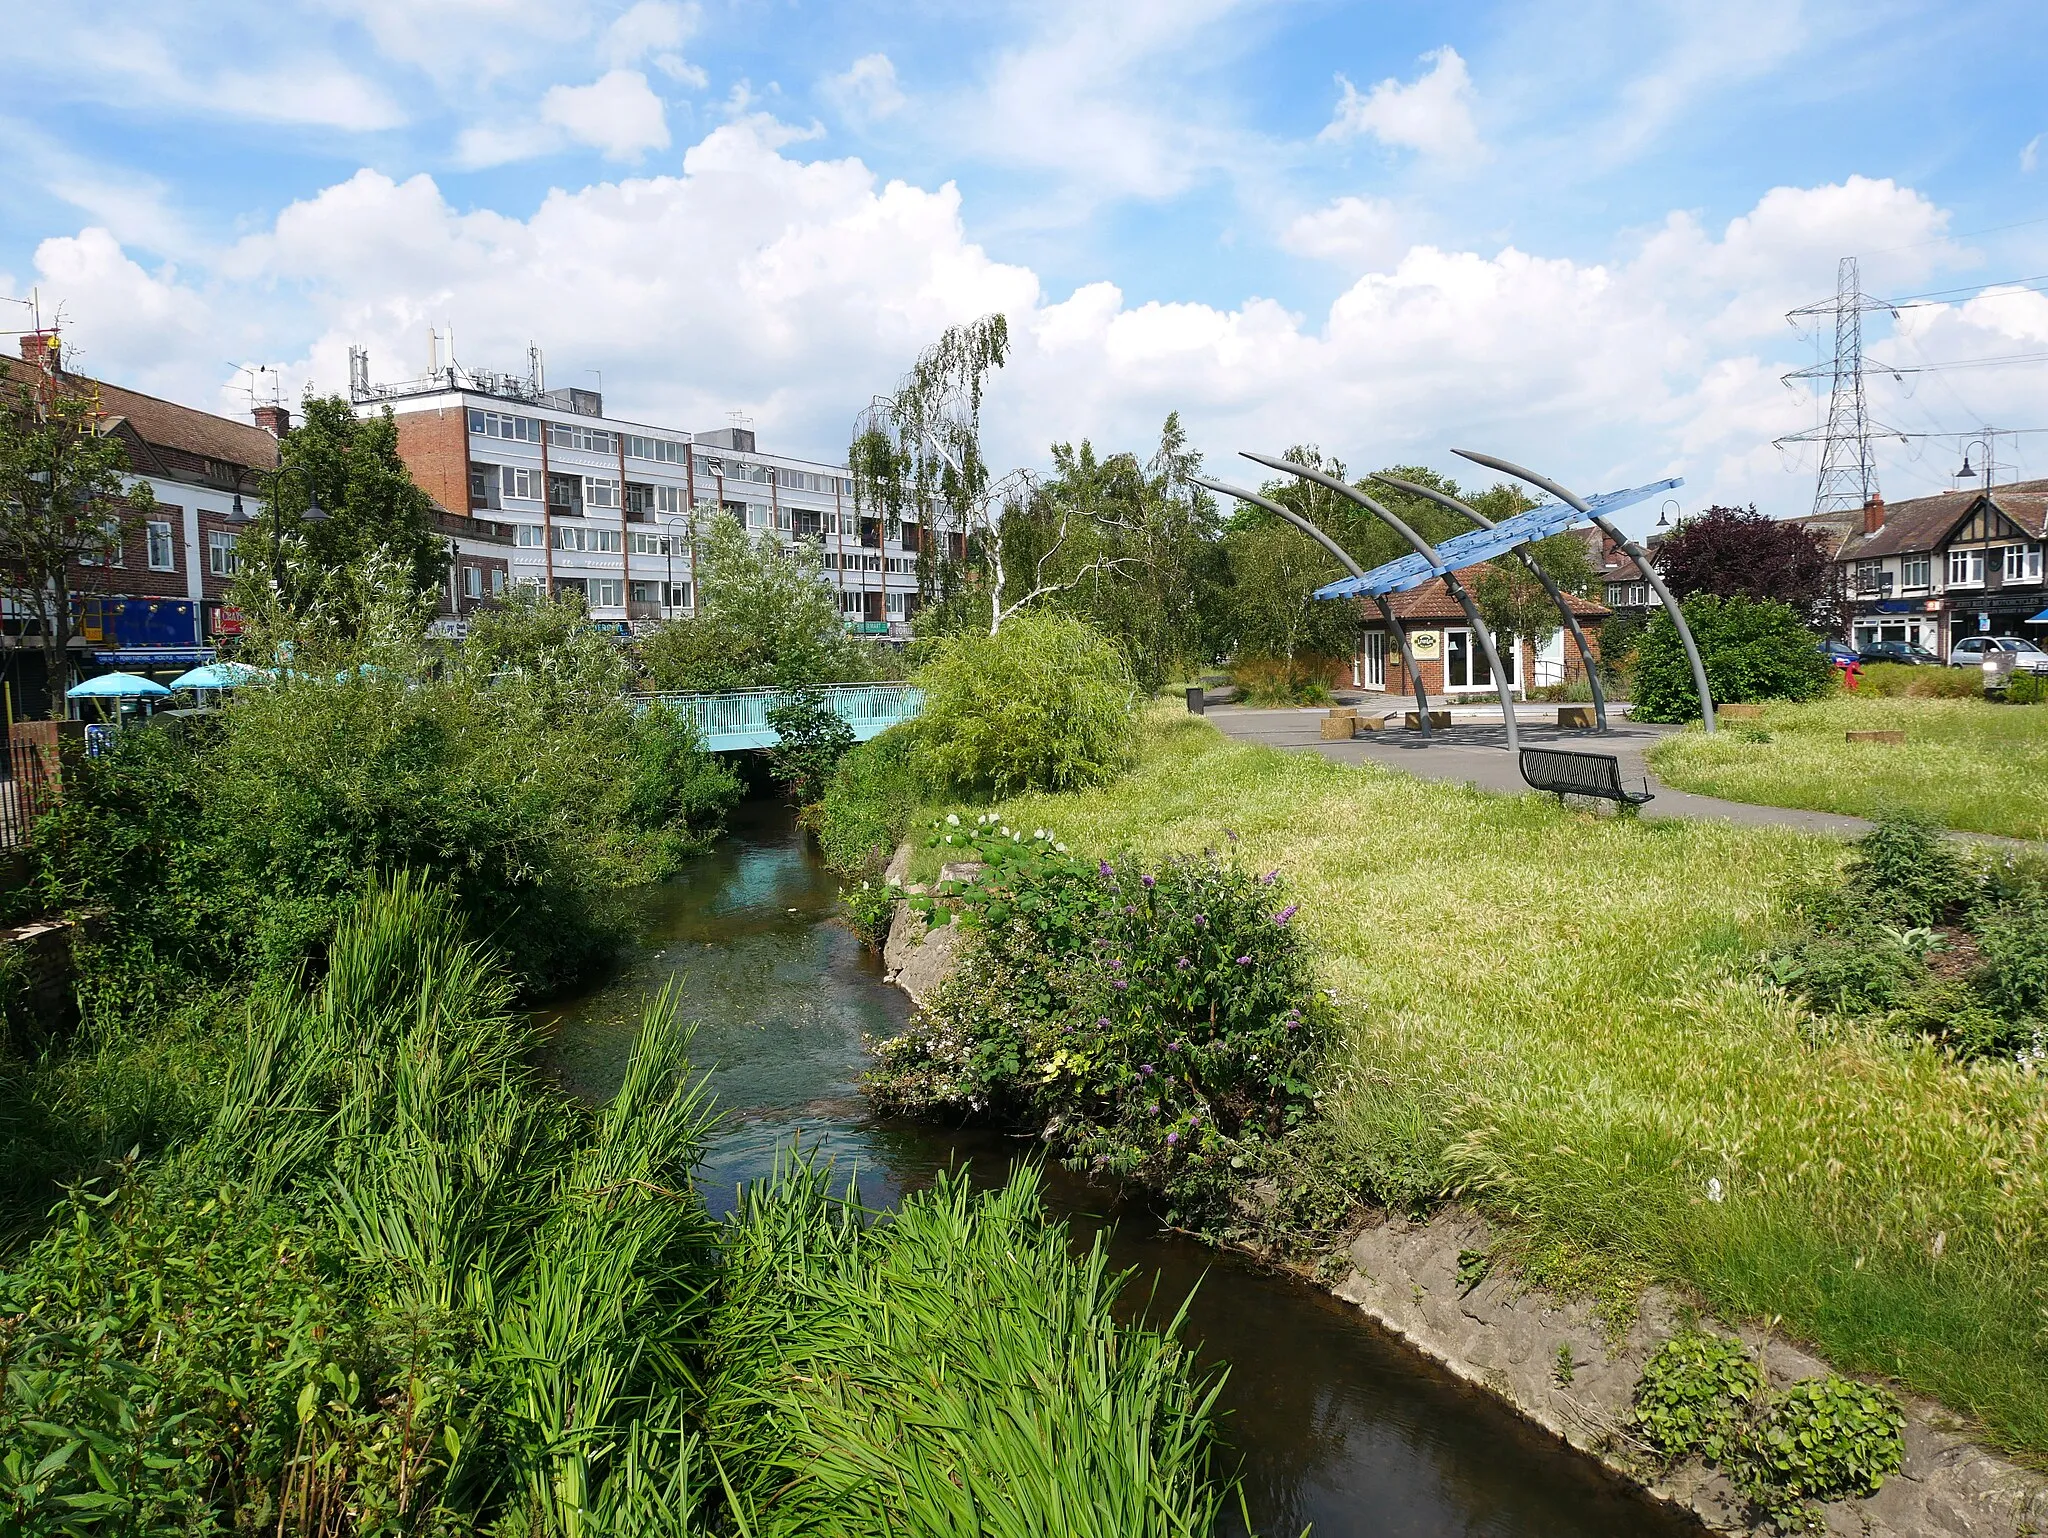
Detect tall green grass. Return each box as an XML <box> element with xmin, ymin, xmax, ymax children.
<box><xmin>1649</xmin><ymin>694</ymin><xmax>2048</xmax><ymax>840</ymax></box>
<box><xmin>962</xmin><ymin>708</ymin><xmax>2048</xmax><ymax>1465</ymax></box>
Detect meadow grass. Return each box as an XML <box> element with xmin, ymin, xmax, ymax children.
<box><xmin>1649</xmin><ymin>694</ymin><xmax>2048</xmax><ymax>840</ymax></box>
<box><xmin>943</xmin><ymin>709</ymin><xmax>2048</xmax><ymax>1465</ymax></box>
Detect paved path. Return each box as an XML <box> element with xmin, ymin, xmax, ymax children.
<box><xmin>1203</xmin><ymin>701</ymin><xmax>1888</xmax><ymax>838</ymax></box>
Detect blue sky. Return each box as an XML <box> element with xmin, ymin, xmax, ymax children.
<box><xmin>4</xmin><ymin>0</ymin><xmax>2047</xmax><ymax>530</ymax></box>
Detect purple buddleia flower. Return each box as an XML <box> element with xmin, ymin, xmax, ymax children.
<box><xmin>1140</xmin><ymin>1063</ymin><xmax>1154</xmax><ymax>1076</ymax></box>
<box><xmin>1274</xmin><ymin>904</ymin><xmax>1299</xmax><ymax>927</ymax></box>
<box><xmin>1236</xmin><ymin>955</ymin><xmax>1253</xmax><ymax>967</ymax></box>
<box><xmin>1113</xmin><ymin>979</ymin><xmax>1129</xmax><ymax>991</ymax></box>
<box><xmin>1176</xmin><ymin>956</ymin><xmax>1191</xmax><ymax>970</ymax></box>
<box><xmin>1260</xmin><ymin>869</ymin><xmax>1279</xmax><ymax>885</ymax></box>
<box><xmin>1166</xmin><ymin>1132</ymin><xmax>1179</xmax><ymax>1146</ymax></box>
<box><xmin>1099</xmin><ymin>860</ymin><xmax>1114</xmax><ymax>879</ymax></box>
<box><xmin>1107</xmin><ymin>958</ymin><xmax>1123</xmax><ymax>970</ymax></box>
<box><xmin>1141</xmin><ymin>873</ymin><xmax>1156</xmax><ymax>888</ymax></box>
<box><xmin>1194</xmin><ymin>914</ymin><xmax>1208</xmax><ymax>928</ymax></box>
<box><xmin>1097</xmin><ymin>1016</ymin><xmax>1111</xmax><ymax>1028</ymax></box>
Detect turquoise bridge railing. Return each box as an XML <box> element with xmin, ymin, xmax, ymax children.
<box><xmin>635</xmin><ymin>683</ymin><xmax>924</xmax><ymax>751</ymax></box>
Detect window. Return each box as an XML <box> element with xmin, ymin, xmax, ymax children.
<box><xmin>588</xmin><ymin>578</ymin><xmax>623</xmax><ymax>608</ymax></box>
<box><xmin>463</xmin><ymin>565</ymin><xmax>483</xmax><ymax>598</ymax></box>
<box><xmin>746</xmin><ymin>502</ymin><xmax>769</xmax><ymax>529</ymax></box>
<box><xmin>840</xmin><ymin>591</ymin><xmax>865</xmax><ymax>614</ymax></box>
<box><xmin>1902</xmin><ymin>553</ymin><xmax>1931</xmax><ymax>588</ymax></box>
<box><xmin>207</xmin><ymin>529</ymin><xmax>240</xmax><ymax>576</ymax></box>
<box><xmin>1854</xmin><ymin>559</ymin><xmax>1882</xmax><ymax>594</ymax></box>
<box><xmin>547</xmin><ymin>422</ymin><xmax>614</xmax><ymax>454</ymax></box>
<box><xmin>515</xmin><ymin>523</ymin><xmax>545</xmax><ymax>548</ymax></box>
<box><xmin>470</xmin><ymin>409</ymin><xmax>540</xmax><ymax>442</ymax></box>
<box><xmin>146</xmin><ymin>520</ymin><xmax>175</xmax><ymax>571</ymax></box>
<box><xmin>667</xmin><ymin>581</ymin><xmax>690</xmax><ymax>608</ymax></box>
<box><xmin>625</xmin><ymin>434</ymin><xmax>685</xmax><ymax>464</ymax></box>
<box><xmin>490</xmin><ymin>569</ymin><xmax>506</xmax><ymax>595</ymax></box>
<box><xmin>553</xmin><ymin>526</ymin><xmax>587</xmax><ymax>551</ymax></box>
<box><xmin>1444</xmin><ymin>629</ymin><xmax>1517</xmax><ymax>689</ymax></box>
<box><xmin>499</xmin><ymin>465</ymin><xmax>540</xmax><ymax>500</ymax></box>
<box><xmin>588</xmin><ymin>527</ymin><xmax>622</xmax><ymax>554</ymax></box>
<box><xmin>584</xmin><ymin>477</ymin><xmax>620</xmax><ymax>509</ymax></box>
<box><xmin>630</xmin><ymin>531</ymin><xmax>681</xmax><ymax>556</ymax></box>
<box><xmin>885</xmin><ymin>591</ymin><xmax>908</xmax><ymax>617</ymax></box>
<box><xmin>653</xmin><ymin>485</ymin><xmax>685</xmax><ymax>514</ymax></box>
<box><xmin>1947</xmin><ymin>547</ymin><xmax>1985</xmax><ymax>587</ymax></box>
<box><xmin>2005</xmin><ymin>544</ymin><xmax>2042</xmax><ymax>582</ymax></box>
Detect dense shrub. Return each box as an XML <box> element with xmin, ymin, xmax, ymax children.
<box><xmin>812</xmin><ymin>726</ymin><xmax>928</xmax><ymax>877</ymax></box>
<box><xmin>2007</xmin><ymin>669</ymin><xmax>2048</xmax><ymax>705</ymax></box>
<box><xmin>909</xmin><ymin>611</ymin><xmax>1138</xmax><ymax>796</ymax></box>
<box><xmin>1632</xmin><ymin>595</ymin><xmax>1833</xmax><ymax>722</ymax></box>
<box><xmin>765</xmin><ymin>688</ymin><xmax>858</xmax><ymax>806</ymax></box>
<box><xmin>1746</xmin><ymin>1376</ymin><xmax>1905</xmax><ymax>1511</ymax></box>
<box><xmin>869</xmin><ymin>818</ymin><xmax>1333</xmax><ymax>1228</ymax></box>
<box><xmin>1630</xmin><ymin>1331</ymin><xmax>1765</xmax><ymax>1465</ymax></box>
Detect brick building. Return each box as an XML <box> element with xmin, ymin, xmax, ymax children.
<box><xmin>349</xmin><ymin>347</ymin><xmax>929</xmax><ymax>637</ymax></box>
<box><xmin>1833</xmin><ymin>482</ymin><xmax>2048</xmax><ymax>654</ymax></box>
<box><xmin>1357</xmin><ymin>569</ymin><xmax>1609</xmax><ymax>699</ymax></box>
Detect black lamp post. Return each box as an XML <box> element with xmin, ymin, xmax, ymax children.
<box><xmin>227</xmin><ymin>463</ymin><xmax>327</xmax><ymax>591</ymax></box>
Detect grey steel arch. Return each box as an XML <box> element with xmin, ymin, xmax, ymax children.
<box><xmin>1242</xmin><ymin>452</ymin><xmax>1521</xmax><ymax>755</ymax></box>
<box><xmin>1452</xmin><ymin>450</ymin><xmax>1716</xmax><ymax>733</ymax></box>
<box><xmin>1370</xmin><ymin>473</ymin><xmax>1609</xmax><ymax>733</ymax></box>
<box><xmin>1186</xmin><ymin>474</ymin><xmax>1434</xmax><ymax>737</ymax></box>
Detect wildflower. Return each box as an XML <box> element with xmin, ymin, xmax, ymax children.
<box><xmin>1140</xmin><ymin>1063</ymin><xmax>1154</xmax><ymax>1076</ymax></box>
<box><xmin>1147</xmin><ymin>1102</ymin><xmax>1160</xmax><ymax>1115</ymax></box>
<box><xmin>1176</xmin><ymin>957</ymin><xmax>1191</xmax><ymax>969</ymax></box>
<box><xmin>1141</xmin><ymin>873</ymin><xmax>1156</xmax><ymax>889</ymax></box>
<box><xmin>1225</xmin><ymin>828</ymin><xmax>1239</xmax><ymax>842</ymax></box>
<box><xmin>946</xmin><ymin>813</ymin><xmax>960</xmax><ymax>826</ymax></box>
<box><xmin>1097</xmin><ymin>1017</ymin><xmax>1111</xmax><ymax>1027</ymax></box>
<box><xmin>1706</xmin><ymin>1177</ymin><xmax>1724</xmax><ymax>1203</ymax></box>
<box><xmin>1260</xmin><ymin>869</ymin><xmax>1279</xmax><ymax>885</ymax></box>
<box><xmin>1113</xmin><ymin>980</ymin><xmax>1129</xmax><ymax>991</ymax></box>
<box><xmin>1236</xmin><ymin>955</ymin><xmax>1252</xmax><ymax>966</ymax></box>
<box><xmin>1194</xmin><ymin>914</ymin><xmax>1208</xmax><ymax>928</ymax></box>
<box><xmin>1274</xmin><ymin>904</ymin><xmax>1298</xmax><ymax>926</ymax></box>
<box><xmin>1099</xmin><ymin>860</ymin><xmax>1115</xmax><ymax>878</ymax></box>
<box><xmin>1167</xmin><ymin>1132</ymin><xmax>1179</xmax><ymax>1146</ymax></box>
<box><xmin>1108</xmin><ymin>958</ymin><xmax>1123</xmax><ymax>970</ymax></box>
<box><xmin>1056</xmin><ymin>842</ymin><xmax>1070</xmax><ymax>853</ymax></box>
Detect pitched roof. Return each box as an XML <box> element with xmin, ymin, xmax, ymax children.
<box><xmin>1373</xmin><ymin>565</ymin><xmax>1610</xmax><ymax>622</ymax></box>
<box><xmin>0</xmin><ymin>358</ymin><xmax>278</xmax><ymax>474</ymax></box>
<box><xmin>1836</xmin><ymin>480</ymin><xmax>2048</xmax><ymax>560</ymax></box>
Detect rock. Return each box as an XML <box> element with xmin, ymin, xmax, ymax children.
<box><xmin>882</xmin><ymin>902</ymin><xmax>964</xmax><ymax>1008</ymax></box>
<box><xmin>883</xmin><ymin>841</ymin><xmax>912</xmax><ymax>887</ymax></box>
<box><xmin>937</xmin><ymin>861</ymin><xmax>986</xmax><ymax>885</ymax></box>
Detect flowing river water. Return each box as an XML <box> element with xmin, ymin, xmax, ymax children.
<box><xmin>541</xmin><ymin>800</ymin><xmax>1700</xmax><ymax>1538</ymax></box>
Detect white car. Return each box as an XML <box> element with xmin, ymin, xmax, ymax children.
<box><xmin>1950</xmin><ymin>635</ymin><xmax>2048</xmax><ymax>673</ymax></box>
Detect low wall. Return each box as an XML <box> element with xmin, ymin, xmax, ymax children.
<box><xmin>0</xmin><ymin>914</ymin><xmax>81</xmax><ymax>1039</ymax></box>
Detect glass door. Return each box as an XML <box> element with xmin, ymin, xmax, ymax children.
<box><xmin>1363</xmin><ymin>631</ymin><xmax>1387</xmax><ymax>690</ymax></box>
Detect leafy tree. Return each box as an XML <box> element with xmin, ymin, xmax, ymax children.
<box><xmin>1632</xmin><ymin>594</ymin><xmax>1833</xmax><ymax>721</ymax></box>
<box><xmin>228</xmin><ymin>394</ymin><xmax>446</xmax><ymax>646</ymax></box>
<box><xmin>765</xmin><ymin>689</ymin><xmax>858</xmax><ymax>805</ymax></box>
<box><xmin>1469</xmin><ymin>530</ymin><xmax>1595</xmax><ymax>657</ymax></box>
<box><xmin>1655</xmin><ymin>504</ymin><xmax>1842</xmax><ymax>628</ymax></box>
<box><xmin>0</xmin><ymin>358</ymin><xmax>156</xmax><ymax>710</ymax></box>
<box><xmin>638</xmin><ymin>514</ymin><xmax>849</xmax><ymax>691</ymax></box>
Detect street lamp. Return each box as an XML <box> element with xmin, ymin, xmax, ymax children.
<box><xmin>226</xmin><ymin>463</ymin><xmax>327</xmax><ymax>591</ymax></box>
<box><xmin>660</xmin><ymin>512</ymin><xmax>691</xmax><ymax>619</ymax></box>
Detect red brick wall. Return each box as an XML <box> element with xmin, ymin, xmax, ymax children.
<box><xmin>392</xmin><ymin>406</ymin><xmax>472</xmax><ymax>518</ymax></box>
<box><xmin>1379</xmin><ymin>624</ymin><xmax>1602</xmax><ymax>697</ymax></box>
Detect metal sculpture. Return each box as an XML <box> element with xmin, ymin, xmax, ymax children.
<box><xmin>1369</xmin><ymin>474</ymin><xmax>1609</xmax><ymax>733</ymax></box>
<box><xmin>1185</xmin><ymin>474</ymin><xmax>1435</xmax><ymax>736</ymax></box>
<box><xmin>1241</xmin><ymin>452</ymin><xmax>1523</xmax><ymax>755</ymax></box>
<box><xmin>1452</xmin><ymin>451</ymin><xmax>1715</xmax><ymax>733</ymax></box>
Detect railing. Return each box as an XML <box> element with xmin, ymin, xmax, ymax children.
<box><xmin>0</xmin><ymin>740</ymin><xmax>55</xmax><ymax>850</ymax></box>
<box><xmin>634</xmin><ymin>682</ymin><xmax>923</xmax><ymax>748</ymax></box>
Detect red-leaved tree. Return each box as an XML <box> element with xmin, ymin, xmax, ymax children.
<box><xmin>1654</xmin><ymin>505</ymin><xmax>1843</xmax><ymax>630</ymax></box>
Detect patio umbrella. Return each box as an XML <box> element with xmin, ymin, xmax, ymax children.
<box><xmin>66</xmin><ymin>671</ymin><xmax>171</xmax><ymax>699</ymax></box>
<box><xmin>168</xmin><ymin>661</ymin><xmax>268</xmax><ymax>691</ymax></box>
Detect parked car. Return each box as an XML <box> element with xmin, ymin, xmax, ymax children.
<box><xmin>1818</xmin><ymin>639</ymin><xmax>1860</xmax><ymax>666</ymax></box>
<box><xmin>1950</xmin><ymin>635</ymin><xmax>2048</xmax><ymax>673</ymax></box>
<box><xmin>1857</xmin><ymin>640</ymin><xmax>1942</xmax><ymax>666</ymax></box>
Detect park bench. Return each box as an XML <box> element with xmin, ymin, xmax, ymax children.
<box><xmin>1518</xmin><ymin>747</ymin><xmax>1653</xmax><ymax>807</ymax></box>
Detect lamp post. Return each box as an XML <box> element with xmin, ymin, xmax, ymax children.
<box><xmin>226</xmin><ymin>463</ymin><xmax>327</xmax><ymax>594</ymax></box>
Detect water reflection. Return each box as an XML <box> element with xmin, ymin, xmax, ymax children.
<box><xmin>542</xmin><ymin>801</ymin><xmax>1699</xmax><ymax>1538</ymax></box>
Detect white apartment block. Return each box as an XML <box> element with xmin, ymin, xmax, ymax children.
<box><xmin>350</xmin><ymin>349</ymin><xmax>932</xmax><ymax>638</ymax></box>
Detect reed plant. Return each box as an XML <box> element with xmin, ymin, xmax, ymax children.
<box><xmin>954</xmin><ymin>706</ymin><xmax>2048</xmax><ymax>1464</ymax></box>
<box><xmin>1649</xmin><ymin>693</ymin><xmax>2048</xmax><ymax>840</ymax></box>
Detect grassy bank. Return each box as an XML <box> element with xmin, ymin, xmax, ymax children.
<box><xmin>933</xmin><ymin>709</ymin><xmax>2048</xmax><ymax>1465</ymax></box>
<box><xmin>1648</xmin><ymin>695</ymin><xmax>2048</xmax><ymax>840</ymax></box>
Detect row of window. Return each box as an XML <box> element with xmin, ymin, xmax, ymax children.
<box><xmin>82</xmin><ymin>520</ymin><xmax>183</xmax><ymax>573</ymax></box>
<box><xmin>838</xmin><ymin>591</ymin><xmax>911</xmax><ymax>616</ymax></box>
<box><xmin>470</xmin><ymin>410</ymin><xmax>864</xmax><ymax>498</ymax></box>
<box><xmin>459</xmin><ymin>565</ymin><xmax>509</xmax><ymax>599</ymax></box>
<box><xmin>1855</xmin><ymin>544</ymin><xmax>2043</xmax><ymax>593</ymax></box>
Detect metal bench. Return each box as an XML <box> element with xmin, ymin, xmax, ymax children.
<box><xmin>1519</xmin><ymin>747</ymin><xmax>1653</xmax><ymax>807</ymax></box>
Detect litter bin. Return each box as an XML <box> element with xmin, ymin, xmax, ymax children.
<box><xmin>1185</xmin><ymin>685</ymin><xmax>1206</xmax><ymax>715</ymax></box>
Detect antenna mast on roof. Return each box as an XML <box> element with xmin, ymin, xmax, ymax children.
<box><xmin>1776</xmin><ymin>256</ymin><xmax>1901</xmax><ymax>517</ymax></box>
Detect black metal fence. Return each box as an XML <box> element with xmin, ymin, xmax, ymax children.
<box><xmin>0</xmin><ymin>740</ymin><xmax>54</xmax><ymax>850</ymax></box>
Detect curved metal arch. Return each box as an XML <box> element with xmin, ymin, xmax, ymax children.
<box><xmin>1241</xmin><ymin>452</ymin><xmax>1520</xmax><ymax>755</ymax></box>
<box><xmin>1452</xmin><ymin>450</ymin><xmax>1715</xmax><ymax>734</ymax></box>
<box><xmin>1370</xmin><ymin>473</ymin><xmax>1609</xmax><ymax>733</ymax></box>
<box><xmin>1187</xmin><ymin>474</ymin><xmax>1433</xmax><ymax>737</ymax></box>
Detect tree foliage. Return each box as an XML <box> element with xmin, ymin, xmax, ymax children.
<box><xmin>0</xmin><ymin>361</ymin><xmax>156</xmax><ymax>709</ymax></box>
<box><xmin>638</xmin><ymin>514</ymin><xmax>855</xmax><ymax>691</ymax></box>
<box><xmin>1631</xmin><ymin>593</ymin><xmax>1833</xmax><ymax>721</ymax></box>
<box><xmin>1654</xmin><ymin>504</ymin><xmax>1843</xmax><ymax>629</ymax></box>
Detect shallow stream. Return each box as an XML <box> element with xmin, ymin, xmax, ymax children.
<box><xmin>541</xmin><ymin>800</ymin><xmax>1699</xmax><ymax>1537</ymax></box>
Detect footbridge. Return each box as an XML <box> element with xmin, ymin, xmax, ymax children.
<box><xmin>636</xmin><ymin>683</ymin><xmax>923</xmax><ymax>752</ymax></box>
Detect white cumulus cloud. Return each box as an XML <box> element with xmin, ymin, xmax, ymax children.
<box><xmin>542</xmin><ymin>70</ymin><xmax>672</xmax><ymax>160</ymax></box>
<box><xmin>1321</xmin><ymin>46</ymin><xmax>1481</xmax><ymax>162</ymax></box>
<box><xmin>823</xmin><ymin>53</ymin><xmax>907</xmax><ymax>122</ymax></box>
<box><xmin>1279</xmin><ymin>196</ymin><xmax>1405</xmax><ymax>268</ymax></box>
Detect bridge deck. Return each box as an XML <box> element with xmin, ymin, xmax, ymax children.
<box><xmin>635</xmin><ymin>683</ymin><xmax>923</xmax><ymax>752</ymax></box>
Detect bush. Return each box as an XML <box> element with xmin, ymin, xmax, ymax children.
<box><xmin>1630</xmin><ymin>1331</ymin><xmax>1766</xmax><ymax>1465</ymax></box>
<box><xmin>910</xmin><ymin>611</ymin><xmax>1138</xmax><ymax>797</ymax></box>
<box><xmin>869</xmin><ymin>818</ymin><xmax>1333</xmax><ymax>1230</ymax></box>
<box><xmin>1631</xmin><ymin>595</ymin><xmax>1833</xmax><ymax>722</ymax></box>
<box><xmin>840</xmin><ymin>878</ymin><xmax>896</xmax><ymax>948</ymax></box>
<box><xmin>1228</xmin><ymin>654</ymin><xmax>1339</xmax><ymax>706</ymax></box>
<box><xmin>765</xmin><ymin>689</ymin><xmax>857</xmax><ymax>806</ymax></box>
<box><xmin>813</xmin><ymin>727</ymin><xmax>928</xmax><ymax>877</ymax></box>
<box><xmin>1746</xmin><ymin>1376</ymin><xmax>1905</xmax><ymax>1508</ymax></box>
<box><xmin>2008</xmin><ymin>670</ymin><xmax>2048</xmax><ymax>705</ymax></box>
<box><xmin>1840</xmin><ymin>810</ymin><xmax>1974</xmax><ymax>927</ymax></box>
<box><xmin>1975</xmin><ymin>900</ymin><xmax>2048</xmax><ymax>1020</ymax></box>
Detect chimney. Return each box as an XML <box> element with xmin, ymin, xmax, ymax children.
<box><xmin>18</xmin><ymin>331</ymin><xmax>59</xmax><ymax>370</ymax></box>
<box><xmin>1863</xmin><ymin>493</ymin><xmax>1885</xmax><ymax>535</ymax></box>
<box><xmin>252</xmin><ymin>403</ymin><xmax>292</xmax><ymax>437</ymax></box>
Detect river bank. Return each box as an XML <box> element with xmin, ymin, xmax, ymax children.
<box><xmin>543</xmin><ymin>799</ymin><xmax>1702</xmax><ymax>1537</ymax></box>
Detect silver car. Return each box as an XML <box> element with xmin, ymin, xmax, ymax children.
<box><xmin>1953</xmin><ymin>634</ymin><xmax>2048</xmax><ymax>691</ymax></box>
